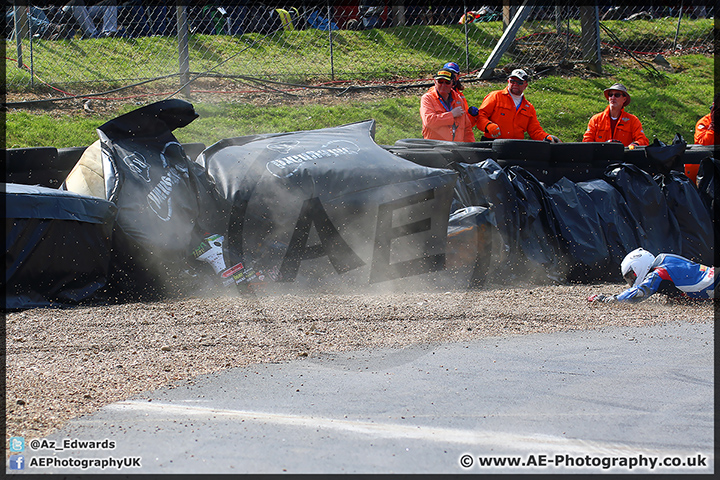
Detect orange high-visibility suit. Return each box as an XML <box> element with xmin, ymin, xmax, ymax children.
<box><xmin>420</xmin><ymin>87</ymin><xmax>474</xmax><ymax>142</ymax></box>
<box><xmin>475</xmin><ymin>87</ymin><xmax>550</xmax><ymax>140</ymax></box>
<box><xmin>687</xmin><ymin>113</ymin><xmax>714</xmax><ymax>184</ymax></box>
<box><xmin>454</xmin><ymin>89</ymin><xmax>476</xmax><ymax>142</ymax></box>
<box><xmin>582</xmin><ymin>106</ymin><xmax>649</xmax><ymax>146</ymax></box>
<box><xmin>694</xmin><ymin>113</ymin><xmax>714</xmax><ymax>145</ymax></box>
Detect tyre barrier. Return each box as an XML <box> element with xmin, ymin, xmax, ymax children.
<box><xmin>682</xmin><ymin>144</ymin><xmax>715</xmax><ymax>164</ymax></box>
<box><xmin>589</xmin><ymin>141</ymin><xmax>626</xmax><ymax>167</ymax></box>
<box><xmin>448</xmin><ymin>146</ymin><xmax>496</xmax><ymax>164</ymax></box>
<box><xmin>5</xmin><ymin>147</ymin><xmax>73</xmax><ymax>187</ymax></box>
<box><xmin>57</xmin><ymin>146</ymin><xmax>89</xmax><ymax>167</ymax></box>
<box><xmin>637</xmin><ymin>144</ymin><xmax>715</xmax><ymax>184</ymax></box>
<box><xmin>6</xmin><ymin>143</ymin><xmax>207</xmax><ymax>188</ymax></box>
<box><xmin>5</xmin><ymin>184</ymin><xmax>117</xmax><ymax>310</ymax></box>
<box><xmin>394</xmin><ymin>138</ymin><xmax>457</xmax><ymax>148</ymax></box>
<box><xmin>391</xmin><ymin>140</ymin><xmax>496</xmax><ymax>165</ymax></box>
<box><xmin>621</xmin><ymin>147</ymin><xmax>657</xmax><ymax>175</ymax></box>
<box><xmin>394</xmin><ymin>138</ymin><xmax>496</xmax><ymax>150</ymax></box>
<box><xmin>682</xmin><ymin>144</ymin><xmax>716</xmax><ymax>183</ymax></box>
<box><xmin>590</xmin><ymin>141</ymin><xmax>626</xmax><ymax>167</ymax></box>
<box><xmin>492</xmin><ymin>138</ymin><xmax>552</xmax><ymax>162</ymax></box>
<box><xmin>621</xmin><ymin>145</ymin><xmax>647</xmax><ymax>164</ymax></box>
<box><xmin>545</xmin><ymin>163</ymin><xmax>606</xmax><ymax>184</ymax></box>
<box><xmin>622</xmin><ymin>145</ymin><xmax>689</xmax><ymax>176</ymax></box>
<box><xmin>496</xmin><ymin>159</ymin><xmax>553</xmax><ymax>183</ymax></box>
<box><xmin>386</xmin><ymin>147</ymin><xmax>457</xmax><ymax>169</ymax></box>
<box><xmin>454</xmin><ymin>140</ymin><xmax>497</xmax><ymax>150</ymax></box>
<box><xmin>7</xmin><ymin>140</ymin><xmax>713</xmax><ymax>189</ymax></box>
<box><xmin>391</xmin><ymin>139</ymin><xmax>714</xmax><ymax>186</ymax></box>
<box><xmin>549</xmin><ymin>142</ymin><xmax>594</xmax><ymax>164</ymax></box>
<box><xmin>5</xmin><ymin>124</ymin><xmax>717</xmax><ymax>310</ymax></box>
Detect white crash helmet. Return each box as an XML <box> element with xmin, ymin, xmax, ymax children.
<box><xmin>620</xmin><ymin>248</ymin><xmax>655</xmax><ymax>287</ymax></box>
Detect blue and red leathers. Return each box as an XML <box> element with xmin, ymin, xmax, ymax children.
<box><xmin>616</xmin><ymin>254</ymin><xmax>715</xmax><ymax>303</ymax></box>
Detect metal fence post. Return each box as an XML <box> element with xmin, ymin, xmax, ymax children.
<box><xmin>392</xmin><ymin>2</ymin><xmax>405</xmax><ymax>26</ymax></box>
<box><xmin>477</xmin><ymin>2</ymin><xmax>531</xmax><ymax>79</ymax></box>
<box><xmin>13</xmin><ymin>5</ymin><xmax>28</xmax><ymax>69</ymax></box>
<box><xmin>328</xmin><ymin>2</ymin><xmax>335</xmax><ymax>81</ymax></box>
<box><xmin>673</xmin><ymin>1</ymin><xmax>684</xmax><ymax>50</ymax></box>
<box><xmin>502</xmin><ymin>0</ymin><xmax>512</xmax><ymax>31</ymax></box>
<box><xmin>554</xmin><ymin>5</ymin><xmax>570</xmax><ymax>65</ymax></box>
<box><xmin>176</xmin><ymin>4</ymin><xmax>191</xmax><ymax>97</ymax></box>
<box><xmin>579</xmin><ymin>5</ymin><xmax>602</xmax><ymax>74</ymax></box>
<box><xmin>463</xmin><ymin>2</ymin><xmax>469</xmax><ymax>72</ymax></box>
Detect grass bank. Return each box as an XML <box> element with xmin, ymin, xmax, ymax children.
<box><xmin>5</xmin><ymin>55</ymin><xmax>714</xmax><ymax>149</ymax></box>
<box><xmin>6</xmin><ymin>18</ymin><xmax>713</xmax><ymax>89</ymax></box>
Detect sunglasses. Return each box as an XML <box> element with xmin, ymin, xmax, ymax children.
<box><xmin>609</xmin><ymin>92</ymin><xmax>626</xmax><ymax>98</ymax></box>
<box><xmin>435</xmin><ymin>78</ymin><xmax>451</xmax><ymax>84</ymax></box>
<box><xmin>509</xmin><ymin>78</ymin><xmax>526</xmax><ymax>85</ymax></box>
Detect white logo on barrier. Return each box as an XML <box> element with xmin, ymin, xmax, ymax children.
<box><xmin>267</xmin><ymin>141</ymin><xmax>299</xmax><ymax>154</ymax></box>
<box><xmin>321</xmin><ymin>140</ymin><xmax>360</xmax><ymax>154</ymax></box>
<box><xmin>122</xmin><ymin>152</ymin><xmax>151</xmax><ymax>182</ymax></box>
<box><xmin>147</xmin><ymin>168</ymin><xmax>184</xmax><ymax>222</ymax></box>
<box><xmin>266</xmin><ymin>140</ymin><xmax>360</xmax><ymax>178</ymax></box>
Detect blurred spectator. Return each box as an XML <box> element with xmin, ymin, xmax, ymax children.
<box><xmin>188</xmin><ymin>4</ymin><xmax>225</xmax><ymax>34</ymax></box>
<box><xmin>229</xmin><ymin>3</ymin><xmax>293</xmax><ymax>35</ymax></box>
<box><xmin>115</xmin><ymin>1</ymin><xmax>153</xmax><ymax>37</ymax></box>
<box><xmin>459</xmin><ymin>6</ymin><xmax>498</xmax><ymax>24</ymax></box>
<box><xmin>307</xmin><ymin>9</ymin><xmax>338</xmax><ymax>31</ymax></box>
<box><xmin>5</xmin><ymin>6</ymin><xmax>68</xmax><ymax>39</ymax></box>
<box><xmin>141</xmin><ymin>1</ymin><xmax>172</xmax><ymax>36</ymax></box>
<box><xmin>63</xmin><ymin>0</ymin><xmax>120</xmax><ymax>38</ymax></box>
<box><xmin>359</xmin><ymin>1</ymin><xmax>384</xmax><ymax>29</ymax></box>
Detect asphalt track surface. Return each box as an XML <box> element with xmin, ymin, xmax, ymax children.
<box><xmin>12</xmin><ymin>321</ymin><xmax>714</xmax><ymax>474</ymax></box>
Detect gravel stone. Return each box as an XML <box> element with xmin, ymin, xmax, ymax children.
<box><xmin>5</xmin><ymin>283</ymin><xmax>714</xmax><ymax>451</ymax></box>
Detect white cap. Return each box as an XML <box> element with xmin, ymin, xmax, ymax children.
<box><xmin>508</xmin><ymin>69</ymin><xmax>529</xmax><ymax>82</ymax></box>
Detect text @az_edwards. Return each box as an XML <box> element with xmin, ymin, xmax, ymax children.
<box><xmin>28</xmin><ymin>438</ymin><xmax>116</xmax><ymax>451</ymax></box>
<box><xmin>8</xmin><ymin>437</ymin><xmax>141</xmax><ymax>471</ymax></box>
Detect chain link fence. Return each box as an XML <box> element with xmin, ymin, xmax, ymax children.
<box><xmin>4</xmin><ymin>2</ymin><xmax>714</xmax><ymax>98</ymax></box>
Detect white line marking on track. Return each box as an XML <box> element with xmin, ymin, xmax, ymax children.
<box><xmin>108</xmin><ymin>400</ymin><xmax>708</xmax><ymax>459</ymax></box>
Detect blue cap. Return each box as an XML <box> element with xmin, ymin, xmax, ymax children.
<box><xmin>443</xmin><ymin>62</ymin><xmax>460</xmax><ymax>75</ymax></box>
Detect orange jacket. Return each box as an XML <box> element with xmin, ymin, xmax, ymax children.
<box><xmin>694</xmin><ymin>113</ymin><xmax>714</xmax><ymax>145</ymax></box>
<box><xmin>475</xmin><ymin>87</ymin><xmax>550</xmax><ymax>141</ymax></box>
<box><xmin>455</xmin><ymin>89</ymin><xmax>476</xmax><ymax>142</ymax></box>
<box><xmin>420</xmin><ymin>87</ymin><xmax>474</xmax><ymax>142</ymax></box>
<box><xmin>582</xmin><ymin>106</ymin><xmax>649</xmax><ymax>146</ymax></box>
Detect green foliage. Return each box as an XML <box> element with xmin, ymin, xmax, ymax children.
<box><xmin>5</xmin><ymin>111</ymin><xmax>105</xmax><ymax>149</ymax></box>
